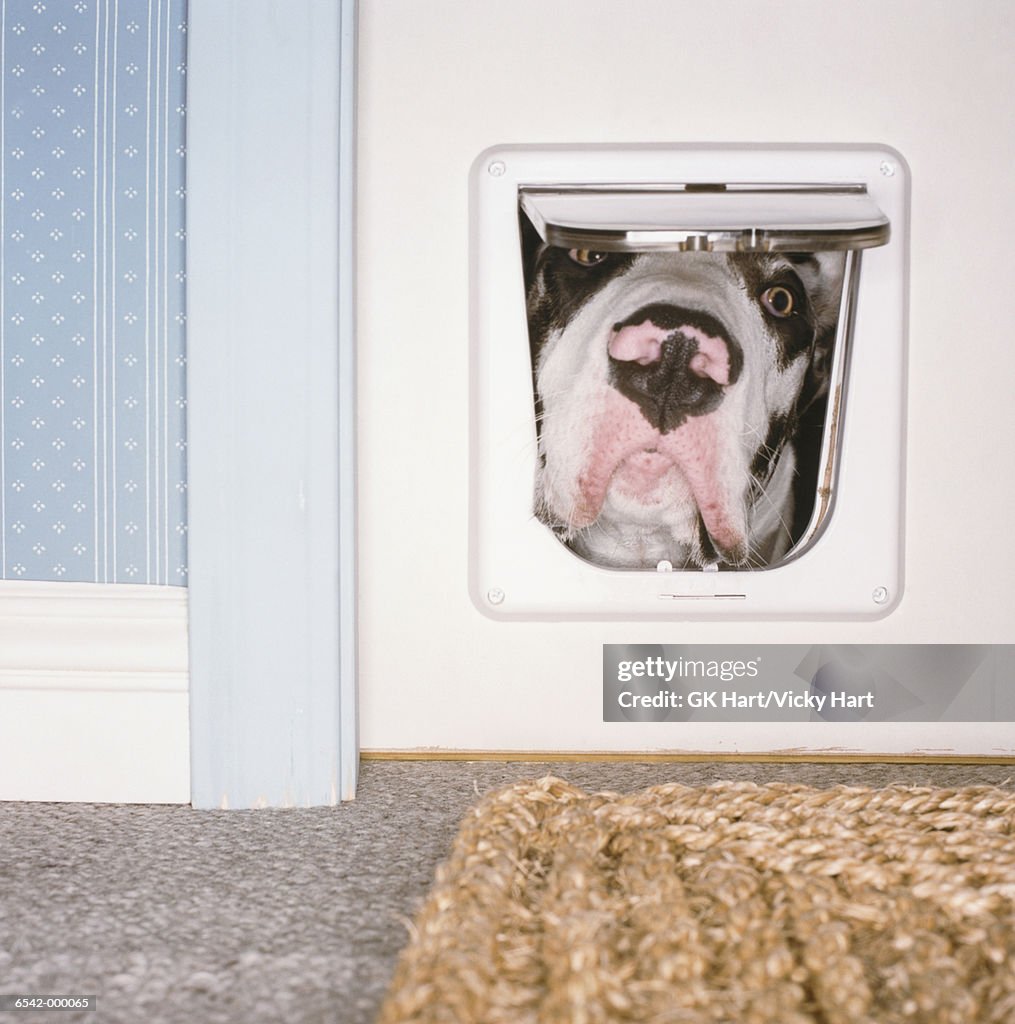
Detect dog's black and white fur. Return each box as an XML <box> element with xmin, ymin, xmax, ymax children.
<box><xmin>520</xmin><ymin>213</ymin><xmax>845</xmax><ymax>570</ymax></box>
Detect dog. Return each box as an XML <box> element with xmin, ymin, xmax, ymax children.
<box><xmin>520</xmin><ymin>213</ymin><xmax>845</xmax><ymax>571</ymax></box>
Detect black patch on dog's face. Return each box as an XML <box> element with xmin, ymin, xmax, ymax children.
<box><xmin>519</xmin><ymin>211</ymin><xmax>635</xmax><ymax>361</ymax></box>
<box><xmin>520</xmin><ymin>210</ymin><xmax>636</xmax><ymax>438</ymax></box>
<box><xmin>732</xmin><ymin>252</ymin><xmax>820</xmax><ymax>370</ymax></box>
<box><xmin>696</xmin><ymin>513</ymin><xmax>719</xmax><ymax>564</ymax></box>
<box><xmin>789</xmin><ymin>390</ymin><xmax>829</xmax><ymax>540</ymax></box>
<box><xmin>749</xmin><ymin>413</ymin><xmax>792</xmax><ymax>485</ymax></box>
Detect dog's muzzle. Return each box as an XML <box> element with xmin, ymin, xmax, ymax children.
<box><xmin>608</xmin><ymin>304</ymin><xmax>742</xmax><ymax>433</ymax></box>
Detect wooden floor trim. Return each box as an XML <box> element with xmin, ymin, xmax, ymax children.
<box><xmin>361</xmin><ymin>750</ymin><xmax>1015</xmax><ymax>765</ymax></box>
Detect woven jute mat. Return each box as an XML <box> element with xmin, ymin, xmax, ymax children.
<box><xmin>378</xmin><ymin>777</ymin><xmax>1015</xmax><ymax>1024</ymax></box>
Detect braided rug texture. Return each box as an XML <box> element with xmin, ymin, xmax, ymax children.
<box><xmin>378</xmin><ymin>777</ymin><xmax>1015</xmax><ymax>1024</ymax></box>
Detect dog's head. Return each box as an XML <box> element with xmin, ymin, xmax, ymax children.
<box><xmin>521</xmin><ymin>214</ymin><xmax>845</xmax><ymax>570</ymax></box>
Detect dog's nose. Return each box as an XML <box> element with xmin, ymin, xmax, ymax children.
<box><xmin>609</xmin><ymin>320</ymin><xmax>731</xmax><ymax>384</ymax></box>
<box><xmin>608</xmin><ymin>320</ymin><xmax>669</xmax><ymax>367</ymax></box>
<box><xmin>607</xmin><ymin>306</ymin><xmax>739</xmax><ymax>433</ymax></box>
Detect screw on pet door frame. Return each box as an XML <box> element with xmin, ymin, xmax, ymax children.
<box><xmin>487</xmin><ymin>587</ymin><xmax>506</xmax><ymax>605</ymax></box>
<box><xmin>872</xmin><ymin>586</ymin><xmax>890</xmax><ymax>605</ymax></box>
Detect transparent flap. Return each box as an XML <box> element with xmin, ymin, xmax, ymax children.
<box><xmin>519</xmin><ymin>184</ymin><xmax>890</xmax><ymax>252</ymax></box>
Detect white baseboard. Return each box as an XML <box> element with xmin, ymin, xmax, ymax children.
<box><xmin>0</xmin><ymin>581</ymin><xmax>190</xmax><ymax>804</ymax></box>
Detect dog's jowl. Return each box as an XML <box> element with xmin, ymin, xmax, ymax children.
<box><xmin>520</xmin><ymin>214</ymin><xmax>845</xmax><ymax>571</ymax></box>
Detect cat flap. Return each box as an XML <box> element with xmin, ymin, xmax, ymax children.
<box><xmin>519</xmin><ymin>184</ymin><xmax>890</xmax><ymax>253</ymax></box>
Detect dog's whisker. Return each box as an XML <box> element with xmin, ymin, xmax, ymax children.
<box><xmin>745</xmin><ymin>472</ymin><xmax>796</xmax><ymax>550</ymax></box>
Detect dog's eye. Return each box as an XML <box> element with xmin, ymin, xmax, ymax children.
<box><xmin>568</xmin><ymin>248</ymin><xmax>608</xmax><ymax>267</ymax></box>
<box><xmin>760</xmin><ymin>285</ymin><xmax>797</xmax><ymax>318</ymax></box>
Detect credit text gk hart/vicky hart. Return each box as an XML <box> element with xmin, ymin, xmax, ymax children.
<box><xmin>616</xmin><ymin>689</ymin><xmax>875</xmax><ymax>712</ymax></box>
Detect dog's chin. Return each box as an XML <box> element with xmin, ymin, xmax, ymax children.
<box><xmin>564</xmin><ymin>505</ymin><xmax>747</xmax><ymax>570</ymax></box>
<box><xmin>540</xmin><ymin>459</ymin><xmax>749</xmax><ymax>570</ymax></box>
<box><xmin>569</xmin><ymin>524</ymin><xmax>697</xmax><ymax>571</ymax></box>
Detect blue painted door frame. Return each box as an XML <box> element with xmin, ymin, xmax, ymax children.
<box><xmin>186</xmin><ymin>0</ymin><xmax>357</xmax><ymax>808</ymax></box>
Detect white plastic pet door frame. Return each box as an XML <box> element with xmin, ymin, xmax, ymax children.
<box><xmin>471</xmin><ymin>145</ymin><xmax>909</xmax><ymax>620</ymax></box>
<box><xmin>187</xmin><ymin>1</ymin><xmax>358</xmax><ymax>808</ymax></box>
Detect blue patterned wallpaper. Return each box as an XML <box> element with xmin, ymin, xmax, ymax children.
<box><xmin>1</xmin><ymin>0</ymin><xmax>186</xmax><ymax>585</ymax></box>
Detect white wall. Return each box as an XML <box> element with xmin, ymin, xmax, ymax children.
<box><xmin>357</xmin><ymin>0</ymin><xmax>1015</xmax><ymax>752</ymax></box>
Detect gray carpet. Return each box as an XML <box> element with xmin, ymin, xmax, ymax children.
<box><xmin>1</xmin><ymin>760</ymin><xmax>1012</xmax><ymax>1024</ymax></box>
